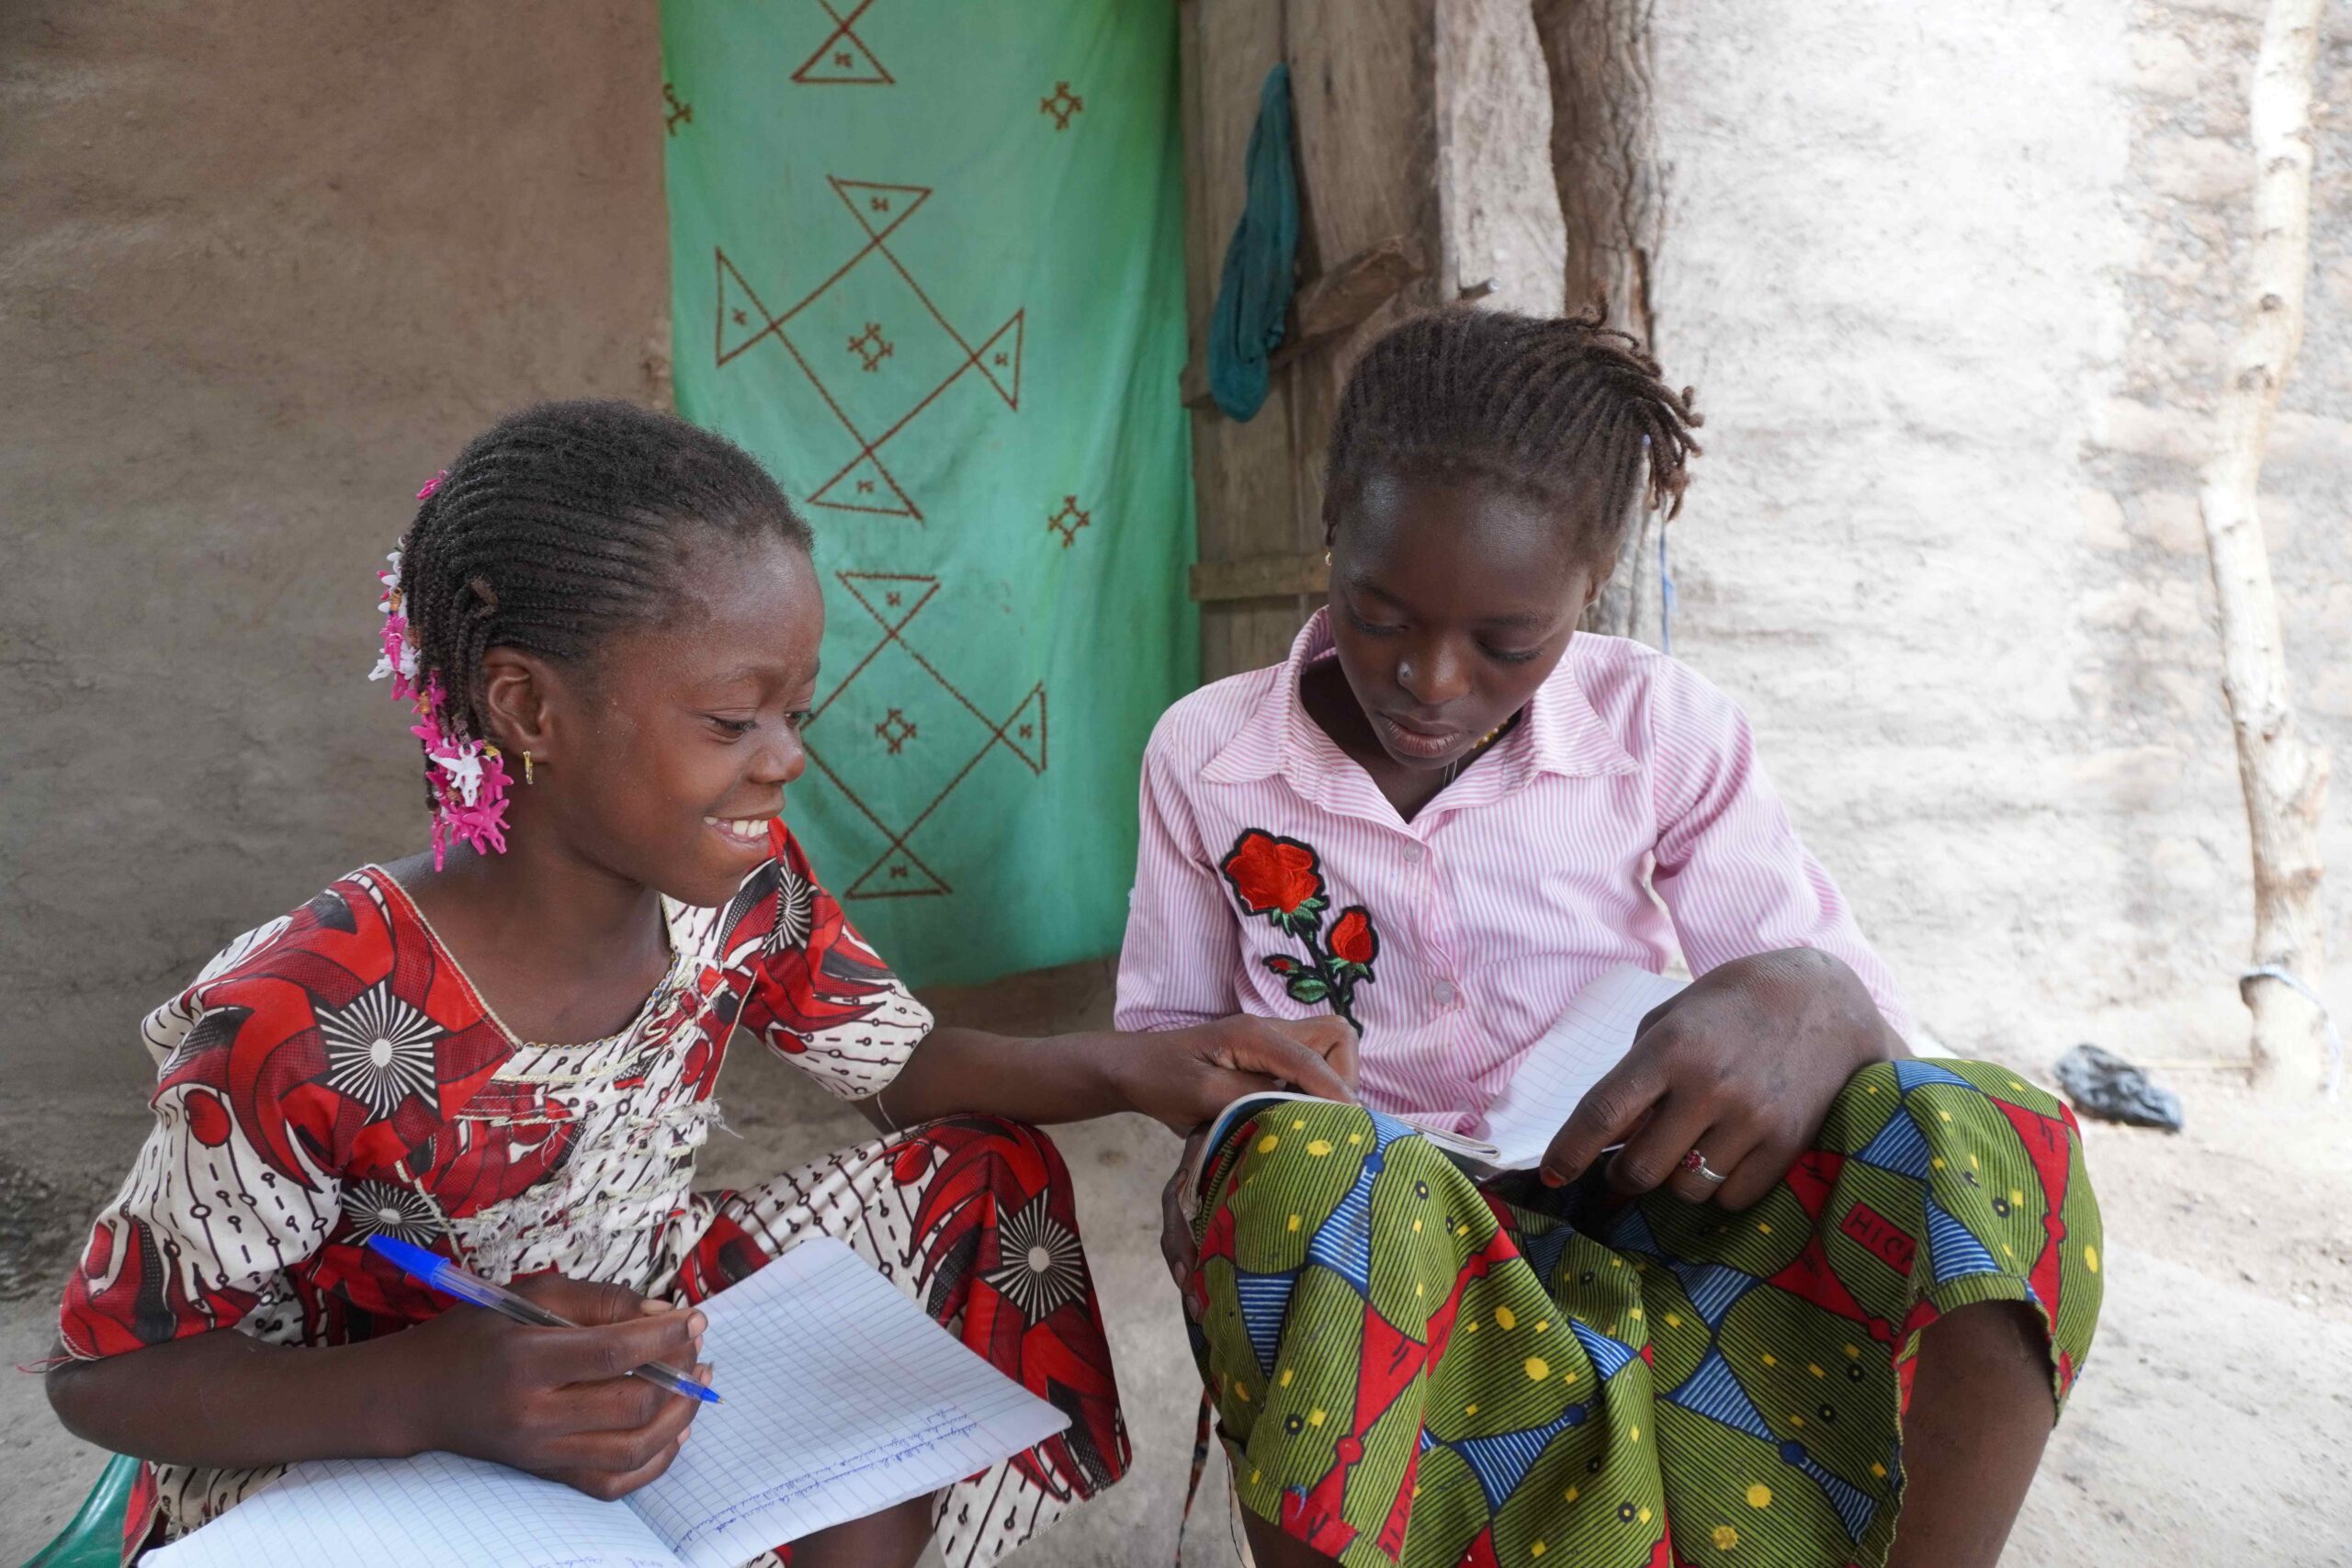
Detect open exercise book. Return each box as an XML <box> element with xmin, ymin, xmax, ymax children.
<box><xmin>1199</xmin><ymin>964</ymin><xmax>1688</xmax><ymax>1179</ymax></box>
<box><xmin>150</xmin><ymin>1237</ymin><xmax>1069</xmax><ymax>1568</ymax></box>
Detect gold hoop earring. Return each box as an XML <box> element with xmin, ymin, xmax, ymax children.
<box><xmin>523</xmin><ymin>750</ymin><xmax>536</xmax><ymax>786</ymax></box>
<box><xmin>1323</xmin><ymin>550</ymin><xmax>1332</xmax><ymax>566</ymax></box>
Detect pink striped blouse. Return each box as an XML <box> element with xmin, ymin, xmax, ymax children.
<box><xmin>1113</xmin><ymin>609</ymin><xmax>1912</xmax><ymax>1131</ymax></box>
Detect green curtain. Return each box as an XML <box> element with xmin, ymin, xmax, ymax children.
<box><xmin>662</xmin><ymin>0</ymin><xmax>1195</xmax><ymax>986</ymax></box>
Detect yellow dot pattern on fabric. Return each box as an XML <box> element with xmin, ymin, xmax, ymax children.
<box><xmin>1288</xmin><ymin>1214</ymin><xmax>1301</xmax><ymax>1232</ymax></box>
<box><xmin>1931</xmin><ymin>1157</ymin><xmax>1946</xmax><ymax>1170</ymax></box>
<box><xmin>1535</xmin><ymin>1320</ymin><xmax>1549</xmax><ymax>1333</ymax></box>
<box><xmin>1629</xmin><ymin>1426</ymin><xmax>1640</xmax><ymax>1443</ymax></box>
<box><xmin>2010</xmin><ymin>1189</ymin><xmax>2026</xmax><ymax>1207</ymax></box>
<box><xmin>1747</xmin><ymin>1483</ymin><xmax>1772</xmax><ymax>1508</ymax></box>
<box><xmin>1844</xmin><ymin>1344</ymin><xmax>1860</xmax><ymax>1359</ymax></box>
<box><xmin>1525</xmin><ymin>1357</ymin><xmax>1550</xmax><ymax>1382</ymax></box>
<box><xmin>1496</xmin><ymin>1306</ymin><xmax>1518</xmax><ymax>1329</ymax></box>
<box><xmin>1251</xmin><ymin>1469</ymin><xmax>1261</xmax><ymax>1483</ymax></box>
<box><xmin>1309</xmin><ymin>1408</ymin><xmax>1326</xmax><ymax>1427</ymax></box>
<box><xmin>1236</xmin><ymin>1382</ymin><xmax>1250</xmax><ymax>1400</ymax></box>
<box><xmin>1308</xmin><ymin>1139</ymin><xmax>1334</xmax><ymax>1156</ymax></box>
<box><xmin>1414</xmin><ymin>1219</ymin><xmax>1423</xmax><ymax>1233</ymax></box>
<box><xmin>2085</xmin><ymin>1244</ymin><xmax>2100</xmax><ymax>1273</ymax></box>
<box><xmin>1808</xmin><ymin>1363</ymin><xmax>1824</xmax><ymax>1379</ymax></box>
<box><xmin>1349</xmin><ymin>1133</ymin><xmax>1363</xmax><ymax>1145</ymax></box>
<box><xmin>1789</xmin><ymin>1415</ymin><xmax>1804</xmax><ymax>1428</ymax></box>
<box><xmin>1257</xmin><ymin>1135</ymin><xmax>1280</xmax><ymax>1153</ymax></box>
<box><xmin>1871</xmin><ymin>1462</ymin><xmax>1887</xmax><ymax>1478</ymax></box>
<box><xmin>1465</xmin><ymin>1318</ymin><xmax>1480</xmax><ymax>1333</ymax></box>
<box><xmin>1639</xmin><ymin>1507</ymin><xmax>1653</xmax><ymax>1526</ymax></box>
<box><xmin>1531</xmin><ymin>1542</ymin><xmax>1545</xmax><ymax>1558</ymax></box>
<box><xmin>1758</xmin><ymin>1223</ymin><xmax>1772</xmax><ymax>1235</ymax></box>
<box><xmin>1293</xmin><ymin>1119</ymin><xmax>1306</xmax><ymax>1129</ymax></box>
<box><xmin>1465</xmin><ymin>1404</ymin><xmax>1478</xmax><ymax>1416</ymax></box>
<box><xmin>1665</xmin><ymin>1314</ymin><xmax>1682</xmax><ymax>1328</ymax></box>
<box><xmin>1713</xmin><ymin>1525</ymin><xmax>1740</xmax><ymax>1551</ymax></box>
<box><xmin>1762</xmin><ymin>1354</ymin><xmax>1777</xmax><ymax>1367</ymax></box>
<box><xmin>1565</xmin><ymin>1486</ymin><xmax>1579</xmax><ymax>1504</ymax></box>
<box><xmin>1942</xmin><ymin>1111</ymin><xmax>1954</xmax><ymax>1122</ymax></box>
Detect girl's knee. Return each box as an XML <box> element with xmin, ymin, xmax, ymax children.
<box><xmin>895</xmin><ymin>1113</ymin><xmax>1074</xmax><ymax>1190</ymax></box>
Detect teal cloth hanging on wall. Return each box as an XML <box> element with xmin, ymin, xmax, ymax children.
<box><xmin>1206</xmin><ymin>63</ymin><xmax>1298</xmax><ymax>423</ymax></box>
<box><xmin>661</xmin><ymin>0</ymin><xmax>1195</xmax><ymax>986</ymax></box>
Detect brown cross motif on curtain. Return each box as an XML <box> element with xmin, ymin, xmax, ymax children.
<box><xmin>802</xmin><ymin>572</ymin><xmax>1046</xmax><ymax>898</ymax></box>
<box><xmin>714</xmin><ymin>177</ymin><xmax>1024</xmax><ymax>522</ymax></box>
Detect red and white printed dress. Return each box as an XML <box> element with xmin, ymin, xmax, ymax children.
<box><xmin>58</xmin><ymin>823</ymin><xmax>1128</xmax><ymax>1565</ymax></box>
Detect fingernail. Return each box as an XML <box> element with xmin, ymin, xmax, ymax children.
<box><xmin>687</xmin><ymin>1311</ymin><xmax>707</xmax><ymax>1336</ymax></box>
<box><xmin>1540</xmin><ymin>1168</ymin><xmax>1566</xmax><ymax>1188</ymax></box>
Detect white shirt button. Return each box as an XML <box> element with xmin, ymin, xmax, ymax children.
<box><xmin>1432</xmin><ymin>980</ymin><xmax>1459</xmax><ymax>1008</ymax></box>
<box><xmin>1403</xmin><ymin>842</ymin><xmax>1426</xmax><ymax>863</ymax></box>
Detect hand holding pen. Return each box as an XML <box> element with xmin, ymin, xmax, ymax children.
<box><xmin>368</xmin><ymin>1235</ymin><xmax>716</xmax><ymax>1502</ymax></box>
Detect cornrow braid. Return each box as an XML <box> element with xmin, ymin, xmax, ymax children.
<box><xmin>394</xmin><ymin>400</ymin><xmax>810</xmax><ymax>750</ymax></box>
<box><xmin>1325</xmin><ymin>305</ymin><xmax>1702</xmax><ymax>561</ymax></box>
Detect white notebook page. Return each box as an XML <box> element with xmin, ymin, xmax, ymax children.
<box><xmin>636</xmin><ymin>1235</ymin><xmax>1069</xmax><ymax>1566</ymax></box>
<box><xmin>1477</xmin><ymin>964</ymin><xmax>1686</xmax><ymax>1169</ymax></box>
<box><xmin>150</xmin><ymin>1237</ymin><xmax>1069</xmax><ymax>1568</ymax></box>
<box><xmin>147</xmin><ymin>1450</ymin><xmax>676</xmax><ymax>1568</ymax></box>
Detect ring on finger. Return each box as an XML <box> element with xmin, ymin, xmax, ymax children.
<box><xmin>1677</xmin><ymin>1147</ymin><xmax>1729</xmax><ymax>1185</ymax></box>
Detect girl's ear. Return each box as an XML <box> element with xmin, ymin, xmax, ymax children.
<box><xmin>479</xmin><ymin>649</ymin><xmax>562</xmax><ymax>761</ymax></box>
<box><xmin>1581</xmin><ymin>562</ymin><xmax>1615</xmax><ymax>613</ymax></box>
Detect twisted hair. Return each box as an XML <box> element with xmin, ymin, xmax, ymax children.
<box><xmin>1325</xmin><ymin>306</ymin><xmax>1702</xmax><ymax>561</ymax></box>
<box><xmin>394</xmin><ymin>400</ymin><xmax>810</xmax><ymax>747</ymax></box>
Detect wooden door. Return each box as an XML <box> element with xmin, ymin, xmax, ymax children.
<box><xmin>1176</xmin><ymin>0</ymin><xmax>1447</xmax><ymax>684</ymax></box>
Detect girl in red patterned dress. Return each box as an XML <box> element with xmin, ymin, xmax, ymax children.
<box><xmin>46</xmin><ymin>400</ymin><xmax>1355</xmax><ymax>1567</ymax></box>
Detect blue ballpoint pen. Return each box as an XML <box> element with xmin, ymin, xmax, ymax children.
<box><xmin>367</xmin><ymin>1233</ymin><xmax>721</xmax><ymax>1405</ymax></box>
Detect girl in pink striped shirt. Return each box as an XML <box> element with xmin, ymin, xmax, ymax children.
<box><xmin>1120</xmin><ymin>310</ymin><xmax>2101</xmax><ymax>1568</ymax></box>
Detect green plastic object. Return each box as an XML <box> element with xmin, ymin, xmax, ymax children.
<box><xmin>20</xmin><ymin>1455</ymin><xmax>136</xmax><ymax>1568</ymax></box>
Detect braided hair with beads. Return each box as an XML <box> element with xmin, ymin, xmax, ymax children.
<box><xmin>1324</xmin><ymin>305</ymin><xmax>1702</xmax><ymax>563</ymax></box>
<box><xmin>376</xmin><ymin>400</ymin><xmax>810</xmax><ymax>865</ymax></box>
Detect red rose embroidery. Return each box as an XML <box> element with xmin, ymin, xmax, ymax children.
<box><xmin>1221</xmin><ymin>830</ymin><xmax>1326</xmax><ymax>931</ymax></box>
<box><xmin>1225</xmin><ymin>829</ymin><xmax>1378</xmax><ymax>1032</ymax></box>
<box><xmin>1329</xmin><ymin>907</ymin><xmax>1378</xmax><ymax>969</ymax></box>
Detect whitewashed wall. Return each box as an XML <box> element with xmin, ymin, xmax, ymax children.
<box><xmin>1442</xmin><ymin>0</ymin><xmax>2352</xmax><ymax>1068</ymax></box>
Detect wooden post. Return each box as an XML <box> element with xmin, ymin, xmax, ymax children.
<box><xmin>1532</xmin><ymin>0</ymin><xmax>1666</xmax><ymax>644</ymax></box>
<box><xmin>2196</xmin><ymin>0</ymin><xmax>2333</xmax><ymax>1094</ymax></box>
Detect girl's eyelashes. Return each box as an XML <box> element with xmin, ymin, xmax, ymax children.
<box><xmin>1344</xmin><ymin>606</ymin><xmax>1405</xmax><ymax>637</ymax></box>
<box><xmin>1479</xmin><ymin>642</ymin><xmax>1544</xmax><ymax>666</ymax></box>
<box><xmin>702</xmin><ymin>706</ymin><xmax>815</xmax><ymax>738</ymax></box>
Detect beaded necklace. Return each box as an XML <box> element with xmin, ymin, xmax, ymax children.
<box><xmin>1441</xmin><ymin>710</ymin><xmax>1523</xmax><ymax>786</ymax></box>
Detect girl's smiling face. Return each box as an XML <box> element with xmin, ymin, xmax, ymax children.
<box><xmin>481</xmin><ymin>530</ymin><xmax>825</xmax><ymax>908</ymax></box>
<box><xmin>1325</xmin><ymin>468</ymin><xmax>1602</xmax><ymax>773</ymax></box>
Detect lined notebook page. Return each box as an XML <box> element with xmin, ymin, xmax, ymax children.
<box><xmin>151</xmin><ymin>1237</ymin><xmax>1068</xmax><ymax>1568</ymax></box>
<box><xmin>1479</xmin><ymin>965</ymin><xmax>1686</xmax><ymax>1169</ymax></box>
<box><xmin>634</xmin><ymin>1235</ymin><xmax>1069</xmax><ymax>1568</ymax></box>
<box><xmin>147</xmin><ymin>1450</ymin><xmax>678</xmax><ymax>1568</ymax></box>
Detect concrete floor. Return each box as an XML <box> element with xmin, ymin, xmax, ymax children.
<box><xmin>6</xmin><ymin>962</ymin><xmax>2348</xmax><ymax>1565</ymax></box>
